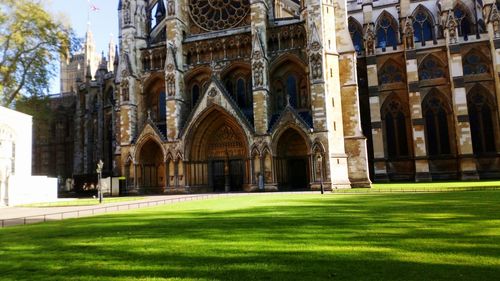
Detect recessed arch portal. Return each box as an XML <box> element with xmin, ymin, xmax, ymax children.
<box><xmin>185</xmin><ymin>107</ymin><xmax>250</xmax><ymax>192</ymax></box>
<box><xmin>275</xmin><ymin>127</ymin><xmax>310</xmax><ymax>190</ymax></box>
<box><xmin>137</xmin><ymin>139</ymin><xmax>165</xmax><ymax>194</ymax></box>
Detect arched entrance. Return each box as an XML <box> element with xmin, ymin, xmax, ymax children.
<box><xmin>187</xmin><ymin>108</ymin><xmax>249</xmax><ymax>192</ymax></box>
<box><xmin>138</xmin><ymin>140</ymin><xmax>165</xmax><ymax>194</ymax></box>
<box><xmin>276</xmin><ymin>128</ymin><xmax>310</xmax><ymax>190</ymax></box>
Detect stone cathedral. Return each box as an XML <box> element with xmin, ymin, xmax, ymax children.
<box><xmin>73</xmin><ymin>0</ymin><xmax>371</xmax><ymax>193</ymax></box>
<box><xmin>35</xmin><ymin>0</ymin><xmax>500</xmax><ymax>193</ymax></box>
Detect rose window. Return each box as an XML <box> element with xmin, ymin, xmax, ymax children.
<box><xmin>189</xmin><ymin>0</ymin><xmax>250</xmax><ymax>31</ymax></box>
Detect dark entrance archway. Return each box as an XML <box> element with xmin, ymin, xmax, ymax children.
<box><xmin>276</xmin><ymin>128</ymin><xmax>310</xmax><ymax>190</ymax></box>
<box><xmin>186</xmin><ymin>107</ymin><xmax>249</xmax><ymax>192</ymax></box>
<box><xmin>138</xmin><ymin>140</ymin><xmax>165</xmax><ymax>194</ymax></box>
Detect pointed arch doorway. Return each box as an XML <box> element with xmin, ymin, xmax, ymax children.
<box><xmin>276</xmin><ymin>128</ymin><xmax>310</xmax><ymax>190</ymax></box>
<box><xmin>137</xmin><ymin>139</ymin><xmax>165</xmax><ymax>194</ymax></box>
<box><xmin>186</xmin><ymin>108</ymin><xmax>249</xmax><ymax>192</ymax></box>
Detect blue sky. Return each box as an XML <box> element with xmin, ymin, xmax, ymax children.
<box><xmin>46</xmin><ymin>0</ymin><xmax>119</xmax><ymax>93</ymax></box>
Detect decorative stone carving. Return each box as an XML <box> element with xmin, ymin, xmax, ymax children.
<box><xmin>123</xmin><ymin>0</ymin><xmax>131</xmax><ymax>25</ymax></box>
<box><xmin>188</xmin><ymin>0</ymin><xmax>250</xmax><ymax>32</ymax></box>
<box><xmin>308</xmin><ymin>23</ymin><xmax>323</xmax><ymax>81</ymax></box>
<box><xmin>488</xmin><ymin>4</ymin><xmax>500</xmax><ymax>38</ymax></box>
<box><xmin>310</xmin><ymin>53</ymin><xmax>323</xmax><ymax>80</ymax></box>
<box><xmin>365</xmin><ymin>24</ymin><xmax>375</xmax><ymax>56</ymax></box>
<box><xmin>251</xmin><ymin>29</ymin><xmax>267</xmax><ymax>89</ymax></box>
<box><xmin>208</xmin><ymin>87</ymin><xmax>218</xmax><ymax>97</ymax></box>
<box><xmin>446</xmin><ymin>11</ymin><xmax>458</xmax><ymax>44</ymax></box>
<box><xmin>167</xmin><ymin>0</ymin><xmax>175</xmax><ymax>16</ymax></box>
<box><xmin>404</xmin><ymin>17</ymin><xmax>414</xmax><ymax>49</ymax></box>
<box><xmin>166</xmin><ymin>74</ymin><xmax>176</xmax><ymax>96</ymax></box>
<box><xmin>121</xmin><ymin>80</ymin><xmax>130</xmax><ymax>101</ymax></box>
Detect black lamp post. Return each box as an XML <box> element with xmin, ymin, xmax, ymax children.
<box><xmin>97</xmin><ymin>160</ymin><xmax>104</xmax><ymax>204</ymax></box>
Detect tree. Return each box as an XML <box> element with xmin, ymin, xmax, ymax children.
<box><xmin>0</xmin><ymin>0</ymin><xmax>74</xmax><ymax>106</ymax></box>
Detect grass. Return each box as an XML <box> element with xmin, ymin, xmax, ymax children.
<box><xmin>1</xmin><ymin>192</ymin><xmax>500</xmax><ymax>280</ymax></box>
<box><xmin>20</xmin><ymin>197</ymin><xmax>145</xmax><ymax>207</ymax></box>
<box><xmin>325</xmin><ymin>180</ymin><xmax>500</xmax><ymax>193</ymax></box>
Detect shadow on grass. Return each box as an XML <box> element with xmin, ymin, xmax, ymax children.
<box><xmin>1</xmin><ymin>192</ymin><xmax>499</xmax><ymax>280</ymax></box>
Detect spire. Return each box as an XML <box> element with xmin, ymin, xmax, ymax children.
<box><xmin>156</xmin><ymin>0</ymin><xmax>166</xmax><ymax>23</ymax></box>
<box><xmin>108</xmin><ymin>34</ymin><xmax>116</xmax><ymax>72</ymax></box>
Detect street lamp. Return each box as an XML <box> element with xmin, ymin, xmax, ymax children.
<box><xmin>96</xmin><ymin>160</ymin><xmax>104</xmax><ymax>204</ymax></box>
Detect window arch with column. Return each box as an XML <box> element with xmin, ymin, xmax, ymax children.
<box><xmin>185</xmin><ymin>67</ymin><xmax>211</xmax><ymax>110</ymax></box>
<box><xmin>144</xmin><ymin>78</ymin><xmax>166</xmax><ymax>124</ymax></box>
<box><xmin>467</xmin><ymin>86</ymin><xmax>498</xmax><ymax>155</ymax></box>
<box><xmin>375</xmin><ymin>11</ymin><xmax>398</xmax><ymax>50</ymax></box>
<box><xmin>348</xmin><ymin>17</ymin><xmax>364</xmax><ymax>54</ymax></box>
<box><xmin>422</xmin><ymin>91</ymin><xmax>454</xmax><ymax>156</ymax></box>
<box><xmin>412</xmin><ymin>5</ymin><xmax>435</xmax><ymax>45</ymax></box>
<box><xmin>270</xmin><ymin>56</ymin><xmax>310</xmax><ymax>115</ymax></box>
<box><xmin>381</xmin><ymin>95</ymin><xmax>411</xmax><ymax>159</ymax></box>
<box><xmin>454</xmin><ymin>2</ymin><xmax>475</xmax><ymax>40</ymax></box>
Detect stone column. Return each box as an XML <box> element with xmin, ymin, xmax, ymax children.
<box><xmin>335</xmin><ymin>0</ymin><xmax>371</xmax><ymax>187</ymax></box>
<box><xmin>444</xmin><ymin>10</ymin><xmax>479</xmax><ymax>180</ymax></box>
<box><xmin>484</xmin><ymin>2</ymin><xmax>500</xmax><ymax>128</ymax></box>
<box><xmin>165</xmin><ymin>2</ymin><xmax>187</xmax><ymax>140</ymax></box>
<box><xmin>404</xmin><ymin>46</ymin><xmax>432</xmax><ymax>181</ymax></box>
<box><xmin>251</xmin><ymin>1</ymin><xmax>271</xmax><ymax>135</ymax></box>
<box><xmin>306</xmin><ymin>0</ymin><xmax>350</xmax><ymax>188</ymax></box>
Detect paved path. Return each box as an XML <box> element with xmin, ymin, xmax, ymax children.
<box><xmin>0</xmin><ymin>193</ymin><xmax>240</xmax><ymax>228</ymax></box>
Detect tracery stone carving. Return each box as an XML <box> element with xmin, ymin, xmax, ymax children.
<box><xmin>121</xmin><ymin>80</ymin><xmax>130</xmax><ymax>101</ymax></box>
<box><xmin>253</xmin><ymin>61</ymin><xmax>264</xmax><ymax>87</ymax></box>
<box><xmin>207</xmin><ymin>125</ymin><xmax>245</xmax><ymax>158</ymax></box>
<box><xmin>166</xmin><ymin>74</ymin><xmax>176</xmax><ymax>96</ymax></box>
<box><xmin>189</xmin><ymin>0</ymin><xmax>250</xmax><ymax>31</ymax></box>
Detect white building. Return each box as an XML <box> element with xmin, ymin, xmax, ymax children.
<box><xmin>0</xmin><ymin>106</ymin><xmax>57</xmax><ymax>206</ymax></box>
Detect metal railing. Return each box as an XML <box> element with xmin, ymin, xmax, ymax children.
<box><xmin>0</xmin><ymin>193</ymin><xmax>235</xmax><ymax>228</ymax></box>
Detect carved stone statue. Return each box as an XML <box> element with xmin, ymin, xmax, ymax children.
<box><xmin>404</xmin><ymin>18</ymin><xmax>414</xmax><ymax>49</ymax></box>
<box><xmin>310</xmin><ymin>53</ymin><xmax>323</xmax><ymax>80</ymax></box>
<box><xmin>167</xmin><ymin>0</ymin><xmax>175</xmax><ymax>16</ymax></box>
<box><xmin>365</xmin><ymin>26</ymin><xmax>375</xmax><ymax>56</ymax></box>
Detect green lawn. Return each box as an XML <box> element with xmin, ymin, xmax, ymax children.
<box><xmin>20</xmin><ymin>197</ymin><xmax>145</xmax><ymax>207</ymax></box>
<box><xmin>1</xmin><ymin>192</ymin><xmax>500</xmax><ymax>280</ymax></box>
<box><xmin>328</xmin><ymin>180</ymin><xmax>500</xmax><ymax>193</ymax></box>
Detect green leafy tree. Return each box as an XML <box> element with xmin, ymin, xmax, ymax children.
<box><xmin>0</xmin><ymin>0</ymin><xmax>74</xmax><ymax>106</ymax></box>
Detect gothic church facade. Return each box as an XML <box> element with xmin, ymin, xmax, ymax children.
<box><xmin>67</xmin><ymin>0</ymin><xmax>500</xmax><ymax>194</ymax></box>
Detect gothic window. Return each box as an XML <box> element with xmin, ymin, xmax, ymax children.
<box><xmin>222</xmin><ymin>65</ymin><xmax>252</xmax><ymax>110</ymax></box>
<box><xmin>419</xmin><ymin>55</ymin><xmax>446</xmax><ymax>80</ymax></box>
<box><xmin>376</xmin><ymin>12</ymin><xmax>398</xmax><ymax>49</ymax></box>
<box><xmin>189</xmin><ymin>0</ymin><xmax>250</xmax><ymax>31</ymax></box>
<box><xmin>423</xmin><ymin>93</ymin><xmax>452</xmax><ymax>156</ymax></box>
<box><xmin>382</xmin><ymin>98</ymin><xmax>410</xmax><ymax>158</ymax></box>
<box><xmin>413</xmin><ymin>6</ymin><xmax>434</xmax><ymax>43</ymax></box>
<box><xmin>467</xmin><ymin>90</ymin><xmax>497</xmax><ymax>154</ymax></box>
<box><xmin>463</xmin><ymin>52</ymin><xmax>490</xmax><ymax>75</ymax></box>
<box><xmin>287</xmin><ymin>75</ymin><xmax>298</xmax><ymax>108</ymax></box>
<box><xmin>379</xmin><ymin>60</ymin><xmax>404</xmax><ymax>85</ymax></box>
<box><xmin>191</xmin><ymin>84</ymin><xmax>200</xmax><ymax>108</ymax></box>
<box><xmin>150</xmin><ymin>0</ymin><xmax>166</xmax><ymax>30</ymax></box>
<box><xmin>274</xmin><ymin>80</ymin><xmax>286</xmax><ymax>112</ymax></box>
<box><xmin>348</xmin><ymin>17</ymin><xmax>364</xmax><ymax>54</ymax></box>
<box><xmin>454</xmin><ymin>4</ymin><xmax>474</xmax><ymax>39</ymax></box>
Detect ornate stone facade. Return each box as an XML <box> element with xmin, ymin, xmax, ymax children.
<box><xmin>78</xmin><ymin>0</ymin><xmax>371</xmax><ymax>193</ymax></box>
<box><xmin>33</xmin><ymin>0</ymin><xmax>500</xmax><ymax>192</ymax></box>
<box><xmin>348</xmin><ymin>0</ymin><xmax>500</xmax><ymax>181</ymax></box>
